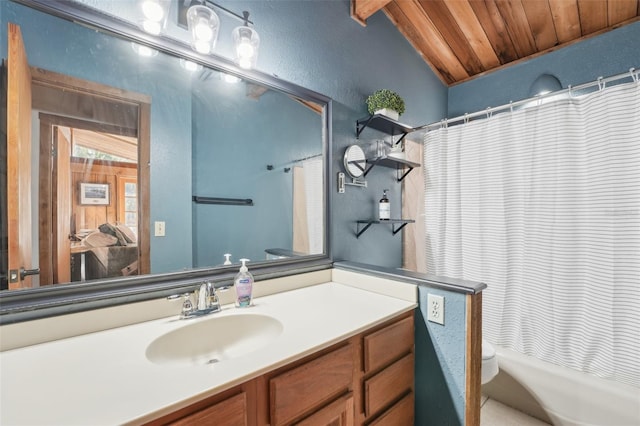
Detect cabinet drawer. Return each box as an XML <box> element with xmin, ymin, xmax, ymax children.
<box><xmin>368</xmin><ymin>392</ymin><xmax>414</xmax><ymax>426</ymax></box>
<box><xmin>170</xmin><ymin>392</ymin><xmax>247</xmax><ymax>426</ymax></box>
<box><xmin>270</xmin><ymin>344</ymin><xmax>354</xmax><ymax>425</ymax></box>
<box><xmin>363</xmin><ymin>315</ymin><xmax>413</xmax><ymax>373</ymax></box>
<box><xmin>364</xmin><ymin>352</ymin><xmax>414</xmax><ymax>417</ymax></box>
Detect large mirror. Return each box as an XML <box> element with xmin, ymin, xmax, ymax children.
<box><xmin>0</xmin><ymin>0</ymin><xmax>330</xmax><ymax>304</ymax></box>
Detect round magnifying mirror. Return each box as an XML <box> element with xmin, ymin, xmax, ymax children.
<box><xmin>343</xmin><ymin>145</ymin><xmax>366</xmax><ymax>178</ymax></box>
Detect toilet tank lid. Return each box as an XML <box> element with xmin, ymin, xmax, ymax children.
<box><xmin>482</xmin><ymin>340</ymin><xmax>496</xmax><ymax>360</ymax></box>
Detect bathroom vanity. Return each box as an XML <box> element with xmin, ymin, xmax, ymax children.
<box><xmin>149</xmin><ymin>311</ymin><xmax>414</xmax><ymax>425</ymax></box>
<box><xmin>0</xmin><ymin>274</ymin><xmax>417</xmax><ymax>425</ymax></box>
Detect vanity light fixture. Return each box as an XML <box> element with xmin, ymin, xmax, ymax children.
<box><xmin>179</xmin><ymin>0</ymin><xmax>260</xmax><ymax>70</ymax></box>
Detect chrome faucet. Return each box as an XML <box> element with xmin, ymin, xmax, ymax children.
<box><xmin>168</xmin><ymin>281</ymin><xmax>224</xmax><ymax>319</ymax></box>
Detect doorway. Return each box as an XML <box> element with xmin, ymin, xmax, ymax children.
<box><xmin>31</xmin><ymin>67</ymin><xmax>151</xmax><ymax>286</ymax></box>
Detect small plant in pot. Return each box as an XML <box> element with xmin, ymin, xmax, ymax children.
<box><xmin>366</xmin><ymin>89</ymin><xmax>405</xmax><ymax>121</ymax></box>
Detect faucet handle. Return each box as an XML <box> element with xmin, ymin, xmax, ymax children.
<box><xmin>180</xmin><ymin>294</ymin><xmax>195</xmax><ymax>319</ymax></box>
<box><xmin>167</xmin><ymin>293</ymin><xmax>195</xmax><ymax>319</ymax></box>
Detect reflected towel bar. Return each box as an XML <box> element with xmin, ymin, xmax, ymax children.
<box><xmin>192</xmin><ymin>196</ymin><xmax>254</xmax><ymax>206</ymax></box>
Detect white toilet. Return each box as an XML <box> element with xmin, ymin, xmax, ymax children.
<box><xmin>481</xmin><ymin>339</ymin><xmax>499</xmax><ymax>384</ymax></box>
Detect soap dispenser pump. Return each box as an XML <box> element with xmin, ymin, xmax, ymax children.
<box><xmin>223</xmin><ymin>253</ymin><xmax>232</xmax><ymax>265</ymax></box>
<box><xmin>234</xmin><ymin>258</ymin><xmax>254</xmax><ymax>308</ymax></box>
<box><xmin>379</xmin><ymin>189</ymin><xmax>390</xmax><ymax>220</ymax></box>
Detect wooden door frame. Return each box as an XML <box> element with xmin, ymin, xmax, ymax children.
<box><xmin>33</xmin><ymin>67</ymin><xmax>150</xmax><ymax>283</ymax></box>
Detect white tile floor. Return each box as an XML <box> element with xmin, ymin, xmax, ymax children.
<box><xmin>481</xmin><ymin>396</ymin><xmax>551</xmax><ymax>426</ymax></box>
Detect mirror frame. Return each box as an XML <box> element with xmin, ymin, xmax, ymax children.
<box><xmin>0</xmin><ymin>0</ymin><xmax>333</xmax><ymax>324</ymax></box>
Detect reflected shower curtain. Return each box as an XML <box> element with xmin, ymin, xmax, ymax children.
<box><xmin>423</xmin><ymin>82</ymin><xmax>640</xmax><ymax>386</ymax></box>
<box><xmin>303</xmin><ymin>157</ymin><xmax>323</xmax><ymax>255</ymax></box>
<box><xmin>292</xmin><ymin>157</ymin><xmax>323</xmax><ymax>255</ymax></box>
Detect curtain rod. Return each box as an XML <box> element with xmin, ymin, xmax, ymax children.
<box><xmin>415</xmin><ymin>67</ymin><xmax>639</xmax><ymax>133</ymax></box>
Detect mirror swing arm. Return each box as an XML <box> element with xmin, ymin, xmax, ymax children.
<box><xmin>1</xmin><ymin>0</ymin><xmax>333</xmax><ymax>325</ymax></box>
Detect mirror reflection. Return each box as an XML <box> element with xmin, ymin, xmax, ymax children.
<box><xmin>1</xmin><ymin>0</ymin><xmax>326</xmax><ymax>292</ymax></box>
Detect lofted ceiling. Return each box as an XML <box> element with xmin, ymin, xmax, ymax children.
<box><xmin>351</xmin><ymin>0</ymin><xmax>640</xmax><ymax>85</ymax></box>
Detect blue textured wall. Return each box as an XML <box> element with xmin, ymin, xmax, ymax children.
<box><xmin>416</xmin><ymin>287</ymin><xmax>467</xmax><ymax>425</ymax></box>
<box><xmin>212</xmin><ymin>1</ymin><xmax>448</xmax><ymax>267</ymax></box>
<box><xmin>449</xmin><ymin>21</ymin><xmax>640</xmax><ymax>117</ymax></box>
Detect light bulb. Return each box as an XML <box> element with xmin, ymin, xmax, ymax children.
<box><xmin>194</xmin><ymin>19</ymin><xmax>214</xmax><ymax>42</ymax></box>
<box><xmin>238</xmin><ymin>58</ymin><xmax>252</xmax><ymax>69</ymax></box>
<box><xmin>236</xmin><ymin>39</ymin><xmax>254</xmax><ymax>58</ymax></box>
<box><xmin>193</xmin><ymin>40</ymin><xmax>211</xmax><ymax>54</ymax></box>
<box><xmin>141</xmin><ymin>0</ymin><xmax>164</xmax><ymax>21</ymax></box>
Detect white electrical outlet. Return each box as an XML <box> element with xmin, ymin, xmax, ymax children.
<box><xmin>154</xmin><ymin>221</ymin><xmax>166</xmax><ymax>237</ymax></box>
<box><xmin>427</xmin><ymin>293</ymin><xmax>445</xmax><ymax>325</ymax></box>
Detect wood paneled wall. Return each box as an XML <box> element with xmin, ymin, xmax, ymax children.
<box><xmin>71</xmin><ymin>158</ymin><xmax>136</xmax><ymax>232</ymax></box>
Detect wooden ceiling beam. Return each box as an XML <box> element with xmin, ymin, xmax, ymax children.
<box><xmin>351</xmin><ymin>0</ymin><xmax>392</xmax><ymax>26</ymax></box>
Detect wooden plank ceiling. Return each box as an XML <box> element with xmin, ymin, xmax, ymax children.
<box><xmin>351</xmin><ymin>0</ymin><xmax>640</xmax><ymax>85</ymax></box>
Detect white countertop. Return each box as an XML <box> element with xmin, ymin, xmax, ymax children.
<box><xmin>0</xmin><ymin>281</ymin><xmax>416</xmax><ymax>425</ymax></box>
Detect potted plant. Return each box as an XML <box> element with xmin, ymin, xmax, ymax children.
<box><xmin>366</xmin><ymin>89</ymin><xmax>405</xmax><ymax>120</ymax></box>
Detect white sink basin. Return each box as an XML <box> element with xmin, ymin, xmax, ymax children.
<box><xmin>146</xmin><ymin>313</ymin><xmax>283</xmax><ymax>366</ymax></box>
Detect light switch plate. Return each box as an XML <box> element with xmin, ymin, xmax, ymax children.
<box><xmin>154</xmin><ymin>221</ymin><xmax>165</xmax><ymax>237</ymax></box>
<box><xmin>427</xmin><ymin>293</ymin><xmax>444</xmax><ymax>325</ymax></box>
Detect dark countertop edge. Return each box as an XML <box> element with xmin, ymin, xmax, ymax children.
<box><xmin>333</xmin><ymin>261</ymin><xmax>487</xmax><ymax>295</ymax></box>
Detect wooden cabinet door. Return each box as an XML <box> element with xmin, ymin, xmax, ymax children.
<box><xmin>170</xmin><ymin>392</ymin><xmax>247</xmax><ymax>426</ymax></box>
<box><xmin>294</xmin><ymin>393</ymin><xmax>354</xmax><ymax>426</ymax></box>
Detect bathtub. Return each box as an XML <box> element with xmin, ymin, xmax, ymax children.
<box><xmin>483</xmin><ymin>346</ymin><xmax>640</xmax><ymax>426</ymax></box>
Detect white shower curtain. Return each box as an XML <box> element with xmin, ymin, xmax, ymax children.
<box><xmin>423</xmin><ymin>82</ymin><xmax>640</xmax><ymax>387</ymax></box>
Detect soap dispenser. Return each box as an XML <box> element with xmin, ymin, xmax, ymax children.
<box><xmin>379</xmin><ymin>189</ymin><xmax>390</xmax><ymax>220</ymax></box>
<box><xmin>234</xmin><ymin>258</ymin><xmax>254</xmax><ymax>308</ymax></box>
<box><xmin>223</xmin><ymin>253</ymin><xmax>232</xmax><ymax>265</ymax></box>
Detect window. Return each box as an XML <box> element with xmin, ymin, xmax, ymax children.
<box><xmin>118</xmin><ymin>177</ymin><xmax>138</xmax><ymax>237</ymax></box>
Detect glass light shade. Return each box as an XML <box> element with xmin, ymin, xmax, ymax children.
<box><xmin>139</xmin><ymin>0</ymin><xmax>169</xmax><ymax>35</ymax></box>
<box><xmin>187</xmin><ymin>5</ymin><xmax>219</xmax><ymax>55</ymax></box>
<box><xmin>232</xmin><ymin>26</ymin><xmax>260</xmax><ymax>69</ymax></box>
